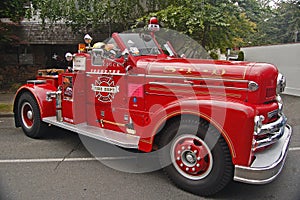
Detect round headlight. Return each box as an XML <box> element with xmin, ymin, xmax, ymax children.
<box><xmin>248</xmin><ymin>81</ymin><xmax>259</xmax><ymax>91</ymax></box>
<box><xmin>276</xmin><ymin>73</ymin><xmax>286</xmax><ymax>94</ymax></box>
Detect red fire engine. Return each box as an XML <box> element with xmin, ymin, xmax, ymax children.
<box><xmin>13</xmin><ymin>17</ymin><xmax>292</xmax><ymax>196</ymax></box>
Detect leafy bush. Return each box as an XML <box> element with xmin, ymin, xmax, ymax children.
<box><xmin>237</xmin><ymin>51</ymin><xmax>244</xmax><ymax>61</ymax></box>
<box><xmin>209</xmin><ymin>51</ymin><xmax>219</xmax><ymax>60</ymax></box>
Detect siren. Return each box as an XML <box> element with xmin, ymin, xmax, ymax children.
<box><xmin>148</xmin><ymin>17</ymin><xmax>160</xmax><ymax>32</ymax></box>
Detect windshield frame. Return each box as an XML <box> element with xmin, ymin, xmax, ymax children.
<box><xmin>114</xmin><ymin>32</ymin><xmax>163</xmax><ymax>57</ymax></box>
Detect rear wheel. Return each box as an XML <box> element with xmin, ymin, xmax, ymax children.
<box><xmin>18</xmin><ymin>92</ymin><xmax>49</xmax><ymax>138</ymax></box>
<box><xmin>159</xmin><ymin>117</ymin><xmax>233</xmax><ymax>196</ymax></box>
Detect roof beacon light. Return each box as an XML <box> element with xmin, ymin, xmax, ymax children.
<box><xmin>148</xmin><ymin>17</ymin><xmax>160</xmax><ymax>32</ymax></box>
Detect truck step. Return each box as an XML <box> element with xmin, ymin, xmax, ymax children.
<box><xmin>42</xmin><ymin>117</ymin><xmax>140</xmax><ymax>149</ymax></box>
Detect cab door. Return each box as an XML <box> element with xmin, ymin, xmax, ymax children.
<box><xmin>86</xmin><ymin>44</ymin><xmax>131</xmax><ymax>133</ymax></box>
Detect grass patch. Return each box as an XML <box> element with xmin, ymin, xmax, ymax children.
<box><xmin>0</xmin><ymin>103</ymin><xmax>13</xmax><ymax>112</ymax></box>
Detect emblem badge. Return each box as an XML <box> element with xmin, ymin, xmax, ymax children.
<box><xmin>91</xmin><ymin>76</ymin><xmax>119</xmax><ymax>102</ymax></box>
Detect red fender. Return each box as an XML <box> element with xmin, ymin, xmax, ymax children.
<box><xmin>13</xmin><ymin>83</ymin><xmax>57</xmax><ymax>127</ymax></box>
<box><xmin>138</xmin><ymin>97</ymin><xmax>256</xmax><ymax>166</ymax></box>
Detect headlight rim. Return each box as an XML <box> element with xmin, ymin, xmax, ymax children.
<box><xmin>276</xmin><ymin>73</ymin><xmax>286</xmax><ymax>94</ymax></box>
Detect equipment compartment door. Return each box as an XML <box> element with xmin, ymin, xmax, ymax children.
<box><xmin>61</xmin><ymin>72</ymin><xmax>86</xmax><ymax>124</ymax></box>
<box><xmin>86</xmin><ymin>55</ymin><xmax>129</xmax><ymax>133</ymax></box>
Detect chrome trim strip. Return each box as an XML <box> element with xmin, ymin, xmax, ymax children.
<box><xmin>148</xmin><ymin>81</ymin><xmax>249</xmax><ymax>91</ymax></box>
<box><xmin>86</xmin><ymin>72</ymin><xmax>126</xmax><ymax>76</ymax></box>
<box><xmin>253</xmin><ymin>115</ymin><xmax>287</xmax><ymax>151</ymax></box>
<box><xmin>253</xmin><ymin>128</ymin><xmax>284</xmax><ymax>151</ymax></box>
<box><xmin>142</xmin><ymin>74</ymin><xmax>249</xmax><ymax>83</ymax></box>
<box><xmin>27</xmin><ymin>80</ymin><xmax>47</xmax><ymax>85</ymax></box>
<box><xmin>234</xmin><ymin>125</ymin><xmax>292</xmax><ymax>184</ymax></box>
<box><xmin>128</xmin><ymin>74</ymin><xmax>145</xmax><ymax>77</ymax></box>
<box><xmin>275</xmin><ymin>95</ymin><xmax>284</xmax><ymax>116</ymax></box>
<box><xmin>255</xmin><ymin>115</ymin><xmax>287</xmax><ymax>136</ymax></box>
<box><xmin>43</xmin><ymin>116</ymin><xmax>140</xmax><ymax>149</ymax></box>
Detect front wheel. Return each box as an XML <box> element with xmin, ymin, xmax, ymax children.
<box><xmin>17</xmin><ymin>92</ymin><xmax>49</xmax><ymax>138</ymax></box>
<box><xmin>159</xmin><ymin>117</ymin><xmax>233</xmax><ymax>196</ymax></box>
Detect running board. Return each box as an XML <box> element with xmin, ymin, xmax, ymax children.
<box><xmin>43</xmin><ymin>117</ymin><xmax>140</xmax><ymax>149</ymax></box>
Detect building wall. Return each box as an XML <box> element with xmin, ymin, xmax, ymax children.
<box><xmin>0</xmin><ymin>20</ymin><xmax>116</xmax><ymax>91</ymax></box>
<box><xmin>0</xmin><ymin>61</ymin><xmax>38</xmax><ymax>91</ymax></box>
<box><xmin>20</xmin><ymin>21</ymin><xmax>109</xmax><ymax>44</ymax></box>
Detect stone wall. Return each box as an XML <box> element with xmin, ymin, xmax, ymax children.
<box><xmin>21</xmin><ymin>23</ymin><xmax>81</xmax><ymax>44</ymax></box>
<box><xmin>0</xmin><ymin>44</ymin><xmax>71</xmax><ymax>91</ymax></box>
<box><xmin>0</xmin><ymin>21</ymin><xmax>118</xmax><ymax>92</ymax></box>
<box><xmin>0</xmin><ymin>64</ymin><xmax>39</xmax><ymax>92</ymax></box>
<box><xmin>20</xmin><ymin>22</ymin><xmax>109</xmax><ymax>45</ymax></box>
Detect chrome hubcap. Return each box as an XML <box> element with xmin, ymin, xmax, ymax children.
<box><xmin>171</xmin><ymin>134</ymin><xmax>213</xmax><ymax>180</ymax></box>
<box><xmin>182</xmin><ymin>151</ymin><xmax>197</xmax><ymax>167</ymax></box>
<box><xmin>27</xmin><ymin>110</ymin><xmax>33</xmax><ymax>120</ymax></box>
<box><xmin>21</xmin><ymin>102</ymin><xmax>34</xmax><ymax>129</ymax></box>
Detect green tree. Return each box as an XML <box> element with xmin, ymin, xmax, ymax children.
<box><xmin>0</xmin><ymin>0</ymin><xmax>29</xmax><ymax>21</ymax></box>
<box><xmin>138</xmin><ymin>0</ymin><xmax>256</xmax><ymax>50</ymax></box>
<box><xmin>30</xmin><ymin>0</ymin><xmax>300</xmax><ymax>48</ymax></box>
<box><xmin>0</xmin><ymin>0</ymin><xmax>30</xmax><ymax>46</ymax></box>
<box><xmin>29</xmin><ymin>0</ymin><xmax>146</xmax><ymax>32</ymax></box>
<box><xmin>231</xmin><ymin>0</ymin><xmax>272</xmax><ymax>46</ymax></box>
<box><xmin>5</xmin><ymin>0</ymin><xmax>298</xmax><ymax>49</ymax></box>
<box><xmin>26</xmin><ymin>0</ymin><xmax>259</xmax><ymax>50</ymax></box>
<box><xmin>272</xmin><ymin>0</ymin><xmax>300</xmax><ymax>43</ymax></box>
<box><xmin>247</xmin><ymin>0</ymin><xmax>300</xmax><ymax>45</ymax></box>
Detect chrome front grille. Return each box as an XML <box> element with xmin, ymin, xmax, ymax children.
<box><xmin>252</xmin><ymin>115</ymin><xmax>287</xmax><ymax>151</ymax></box>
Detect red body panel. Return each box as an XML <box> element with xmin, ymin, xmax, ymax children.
<box><xmin>14</xmin><ymin>84</ymin><xmax>57</xmax><ymax>118</ymax></box>
<box><xmin>61</xmin><ymin>72</ymin><xmax>86</xmax><ymax>124</ymax></box>
<box><xmin>14</xmin><ymin>32</ymin><xmax>283</xmax><ymax>168</ymax></box>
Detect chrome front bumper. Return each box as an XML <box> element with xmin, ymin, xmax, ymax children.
<box><xmin>234</xmin><ymin>124</ymin><xmax>292</xmax><ymax>184</ymax></box>
<box><xmin>253</xmin><ymin>115</ymin><xmax>288</xmax><ymax>151</ymax></box>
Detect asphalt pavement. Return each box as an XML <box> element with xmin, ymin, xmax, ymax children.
<box><xmin>0</xmin><ymin>94</ymin><xmax>299</xmax><ymax>200</ymax></box>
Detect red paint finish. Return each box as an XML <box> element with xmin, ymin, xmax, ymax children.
<box><xmin>14</xmin><ymin>84</ymin><xmax>57</xmax><ymax>119</ymax></box>
<box><xmin>14</xmin><ymin>31</ymin><xmax>284</xmax><ymax>168</ymax></box>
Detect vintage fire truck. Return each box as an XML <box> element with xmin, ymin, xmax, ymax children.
<box><xmin>13</xmin><ymin>18</ymin><xmax>292</xmax><ymax>196</ymax></box>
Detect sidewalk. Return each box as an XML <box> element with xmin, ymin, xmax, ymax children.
<box><xmin>0</xmin><ymin>93</ymin><xmax>15</xmax><ymax>117</ymax></box>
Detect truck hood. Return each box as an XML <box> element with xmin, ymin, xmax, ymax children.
<box><xmin>135</xmin><ymin>57</ymin><xmax>260</xmax><ymax>102</ymax></box>
<box><xmin>137</xmin><ymin>57</ymin><xmax>256</xmax><ymax>81</ymax></box>
<box><xmin>136</xmin><ymin>57</ymin><xmax>278</xmax><ymax>104</ymax></box>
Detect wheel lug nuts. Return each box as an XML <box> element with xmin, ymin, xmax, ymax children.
<box><xmin>192</xmin><ymin>168</ymin><xmax>195</xmax><ymax>172</ymax></box>
<box><xmin>193</xmin><ymin>150</ymin><xmax>197</xmax><ymax>153</ymax></box>
<box><xmin>197</xmin><ymin>157</ymin><xmax>201</xmax><ymax>160</ymax></box>
<box><xmin>188</xmin><ymin>146</ymin><xmax>191</xmax><ymax>150</ymax></box>
<box><xmin>181</xmin><ymin>146</ymin><xmax>185</xmax><ymax>150</ymax></box>
<box><xmin>177</xmin><ymin>150</ymin><xmax>181</xmax><ymax>154</ymax></box>
<box><xmin>180</xmin><ymin>163</ymin><xmax>183</xmax><ymax>167</ymax></box>
<box><xmin>196</xmin><ymin>163</ymin><xmax>200</xmax><ymax>167</ymax></box>
<box><xmin>186</xmin><ymin>167</ymin><xmax>189</xmax><ymax>171</ymax></box>
<box><xmin>177</xmin><ymin>157</ymin><xmax>180</xmax><ymax>161</ymax></box>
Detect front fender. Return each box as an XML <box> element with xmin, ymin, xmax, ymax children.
<box><xmin>147</xmin><ymin>97</ymin><xmax>256</xmax><ymax>166</ymax></box>
<box><xmin>14</xmin><ymin>84</ymin><xmax>57</xmax><ymax>127</ymax></box>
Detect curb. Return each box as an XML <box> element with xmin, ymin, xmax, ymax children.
<box><xmin>0</xmin><ymin>112</ymin><xmax>14</xmax><ymax>118</ymax></box>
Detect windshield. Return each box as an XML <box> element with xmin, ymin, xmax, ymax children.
<box><xmin>118</xmin><ymin>33</ymin><xmax>161</xmax><ymax>56</ymax></box>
